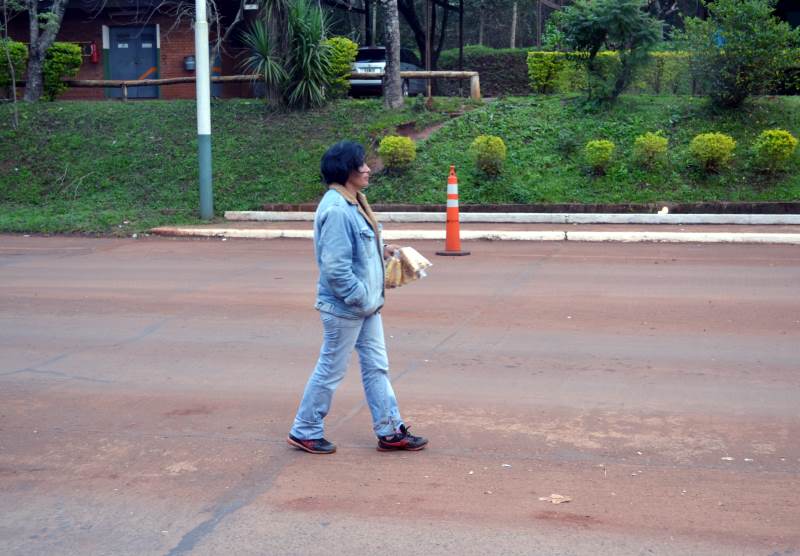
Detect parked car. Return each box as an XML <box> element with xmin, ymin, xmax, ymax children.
<box><xmin>350</xmin><ymin>46</ymin><xmax>427</xmax><ymax>97</ymax></box>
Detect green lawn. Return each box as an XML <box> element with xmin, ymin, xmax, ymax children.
<box><xmin>1</xmin><ymin>95</ymin><xmax>798</xmax><ymax>234</ymax></box>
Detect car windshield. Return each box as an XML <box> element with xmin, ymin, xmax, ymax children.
<box><xmin>356</xmin><ymin>48</ymin><xmax>385</xmax><ymax>63</ymax></box>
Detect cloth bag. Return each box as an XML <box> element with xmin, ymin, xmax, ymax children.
<box><xmin>385</xmin><ymin>246</ymin><xmax>433</xmax><ymax>288</ymax></box>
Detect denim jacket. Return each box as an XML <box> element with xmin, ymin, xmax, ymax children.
<box><xmin>314</xmin><ymin>185</ymin><xmax>385</xmax><ymax>319</ymax></box>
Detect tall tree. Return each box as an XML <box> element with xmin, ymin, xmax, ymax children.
<box><xmin>397</xmin><ymin>0</ymin><xmax>454</xmax><ymax>70</ymax></box>
<box><xmin>509</xmin><ymin>0</ymin><xmax>517</xmax><ymax>48</ymax></box>
<box><xmin>381</xmin><ymin>0</ymin><xmax>403</xmax><ymax>108</ymax></box>
<box><xmin>22</xmin><ymin>0</ymin><xmax>67</xmax><ymax>101</ymax></box>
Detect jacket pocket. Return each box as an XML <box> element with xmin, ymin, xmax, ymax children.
<box><xmin>359</xmin><ymin>227</ymin><xmax>376</xmax><ymax>259</ymax></box>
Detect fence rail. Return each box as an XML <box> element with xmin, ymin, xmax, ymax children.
<box><xmin>12</xmin><ymin>70</ymin><xmax>481</xmax><ymax>100</ymax></box>
<box><xmin>350</xmin><ymin>71</ymin><xmax>481</xmax><ymax>100</ymax></box>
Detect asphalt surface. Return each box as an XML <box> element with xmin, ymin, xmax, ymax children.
<box><xmin>1</xmin><ymin>234</ymin><xmax>799</xmax><ymax>555</ymax></box>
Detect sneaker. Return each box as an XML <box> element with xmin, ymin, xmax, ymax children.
<box><xmin>377</xmin><ymin>424</ymin><xmax>428</xmax><ymax>452</ymax></box>
<box><xmin>287</xmin><ymin>434</ymin><xmax>336</xmax><ymax>454</ymax></box>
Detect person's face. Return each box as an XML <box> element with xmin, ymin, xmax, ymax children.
<box><xmin>347</xmin><ymin>161</ymin><xmax>371</xmax><ymax>191</ymax></box>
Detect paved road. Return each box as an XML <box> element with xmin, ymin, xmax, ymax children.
<box><xmin>1</xmin><ymin>235</ymin><xmax>798</xmax><ymax>556</ymax></box>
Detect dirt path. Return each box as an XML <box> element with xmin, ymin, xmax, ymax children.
<box><xmin>368</xmin><ymin>116</ymin><xmax>454</xmax><ymax>173</ymax></box>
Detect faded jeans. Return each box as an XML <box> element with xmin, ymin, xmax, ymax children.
<box><xmin>290</xmin><ymin>310</ymin><xmax>403</xmax><ymax>440</ymax></box>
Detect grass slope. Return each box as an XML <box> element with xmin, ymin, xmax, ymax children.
<box><xmin>0</xmin><ymin>98</ymin><xmax>459</xmax><ymax>234</ymax></box>
<box><xmin>1</xmin><ymin>95</ymin><xmax>798</xmax><ymax>234</ymax></box>
<box><xmin>370</xmin><ymin>95</ymin><xmax>800</xmax><ymax>205</ymax></box>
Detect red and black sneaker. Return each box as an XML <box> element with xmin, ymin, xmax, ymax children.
<box><xmin>287</xmin><ymin>434</ymin><xmax>337</xmax><ymax>454</ymax></box>
<box><xmin>377</xmin><ymin>424</ymin><xmax>428</xmax><ymax>452</ymax></box>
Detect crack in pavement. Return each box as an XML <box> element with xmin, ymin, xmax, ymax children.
<box><xmin>0</xmin><ymin>319</ymin><xmax>170</xmax><ymax>382</ymax></box>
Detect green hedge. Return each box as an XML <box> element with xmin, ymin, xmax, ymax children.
<box><xmin>43</xmin><ymin>42</ymin><xmax>82</xmax><ymax>101</ymax></box>
<box><xmin>527</xmin><ymin>50</ymin><xmax>696</xmax><ymax>95</ymax></box>
<box><xmin>325</xmin><ymin>36</ymin><xmax>358</xmax><ymax>98</ymax></box>
<box><xmin>0</xmin><ymin>40</ymin><xmax>28</xmax><ymax>88</ymax></box>
<box><xmin>437</xmin><ymin>45</ymin><xmax>530</xmax><ymax>96</ymax></box>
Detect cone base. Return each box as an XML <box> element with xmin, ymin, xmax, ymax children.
<box><xmin>435</xmin><ymin>250</ymin><xmax>471</xmax><ymax>256</ymax></box>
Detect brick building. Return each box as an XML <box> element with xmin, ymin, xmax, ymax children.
<box><xmin>8</xmin><ymin>0</ymin><xmax>257</xmax><ymax>100</ymax></box>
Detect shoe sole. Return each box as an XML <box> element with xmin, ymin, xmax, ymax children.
<box><xmin>287</xmin><ymin>436</ymin><xmax>336</xmax><ymax>454</ymax></box>
<box><xmin>376</xmin><ymin>442</ymin><xmax>428</xmax><ymax>452</ymax></box>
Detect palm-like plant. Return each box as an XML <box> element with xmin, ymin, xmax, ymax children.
<box><xmin>240</xmin><ymin>20</ymin><xmax>287</xmax><ymax>93</ymax></box>
<box><xmin>285</xmin><ymin>0</ymin><xmax>331</xmax><ymax>108</ymax></box>
<box><xmin>239</xmin><ymin>0</ymin><xmax>331</xmax><ymax>109</ymax></box>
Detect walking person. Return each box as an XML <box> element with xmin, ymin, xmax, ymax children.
<box><xmin>287</xmin><ymin>141</ymin><xmax>428</xmax><ymax>455</ymax></box>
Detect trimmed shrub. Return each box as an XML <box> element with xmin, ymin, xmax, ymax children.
<box><xmin>470</xmin><ymin>135</ymin><xmax>507</xmax><ymax>176</ymax></box>
<box><xmin>584</xmin><ymin>139</ymin><xmax>615</xmax><ymax>175</ymax></box>
<box><xmin>0</xmin><ymin>40</ymin><xmax>28</xmax><ymax>88</ymax></box>
<box><xmin>324</xmin><ymin>36</ymin><xmax>358</xmax><ymax>98</ymax></box>
<box><xmin>527</xmin><ymin>52</ymin><xmax>566</xmax><ymax>94</ymax></box>
<box><xmin>43</xmin><ymin>42</ymin><xmax>82</xmax><ymax>101</ymax></box>
<box><xmin>632</xmin><ymin>131</ymin><xmax>669</xmax><ymax>168</ymax></box>
<box><xmin>525</xmin><ymin>50</ymin><xmax>693</xmax><ymax>95</ymax></box>
<box><xmin>752</xmin><ymin>129</ymin><xmax>798</xmax><ymax>172</ymax></box>
<box><xmin>689</xmin><ymin>133</ymin><xmax>736</xmax><ymax>172</ymax></box>
<box><xmin>378</xmin><ymin>136</ymin><xmax>416</xmax><ymax>170</ymax></box>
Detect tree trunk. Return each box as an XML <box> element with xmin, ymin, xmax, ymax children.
<box><xmin>478</xmin><ymin>8</ymin><xmax>484</xmax><ymax>45</ymax></box>
<box><xmin>2</xmin><ymin>0</ymin><xmax>19</xmax><ymax>126</ymax></box>
<box><xmin>23</xmin><ymin>0</ymin><xmax>68</xmax><ymax>101</ymax></box>
<box><xmin>381</xmin><ymin>0</ymin><xmax>403</xmax><ymax>109</ymax></box>
<box><xmin>266</xmin><ymin>2</ymin><xmax>290</xmax><ymax>104</ymax></box>
<box><xmin>371</xmin><ymin>1</ymin><xmax>377</xmax><ymax>46</ymax></box>
<box><xmin>510</xmin><ymin>1</ymin><xmax>517</xmax><ymax>49</ymax></box>
<box><xmin>398</xmin><ymin>0</ymin><xmax>428</xmax><ymax>71</ymax></box>
<box><xmin>23</xmin><ymin>53</ymin><xmax>45</xmax><ymax>101</ymax></box>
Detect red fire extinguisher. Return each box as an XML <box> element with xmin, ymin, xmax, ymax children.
<box><xmin>89</xmin><ymin>41</ymin><xmax>99</xmax><ymax>64</ymax></box>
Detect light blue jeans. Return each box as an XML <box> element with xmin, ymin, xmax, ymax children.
<box><xmin>290</xmin><ymin>310</ymin><xmax>403</xmax><ymax>440</ymax></box>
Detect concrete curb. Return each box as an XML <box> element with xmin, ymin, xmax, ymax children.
<box><xmin>225</xmin><ymin>210</ymin><xmax>800</xmax><ymax>225</ymax></box>
<box><xmin>150</xmin><ymin>227</ymin><xmax>800</xmax><ymax>245</ymax></box>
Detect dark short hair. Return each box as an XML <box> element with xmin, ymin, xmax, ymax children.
<box><xmin>320</xmin><ymin>141</ymin><xmax>366</xmax><ymax>185</ymax></box>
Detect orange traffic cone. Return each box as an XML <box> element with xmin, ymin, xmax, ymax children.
<box><xmin>436</xmin><ymin>165</ymin><xmax>470</xmax><ymax>256</ymax></box>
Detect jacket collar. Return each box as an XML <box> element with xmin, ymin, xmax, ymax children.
<box><xmin>330</xmin><ymin>184</ymin><xmax>379</xmax><ymax>234</ymax></box>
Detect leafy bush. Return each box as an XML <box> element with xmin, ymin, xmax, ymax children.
<box><xmin>555</xmin><ymin>129</ymin><xmax>580</xmax><ymax>156</ymax></box>
<box><xmin>378</xmin><ymin>136</ymin><xmax>416</xmax><ymax>170</ymax></box>
<box><xmin>324</xmin><ymin>36</ymin><xmax>358</xmax><ymax>98</ymax></box>
<box><xmin>632</xmin><ymin>51</ymin><xmax>693</xmax><ymax>95</ymax></box>
<box><xmin>0</xmin><ymin>40</ymin><xmax>28</xmax><ymax>88</ymax></box>
<box><xmin>751</xmin><ymin>129</ymin><xmax>798</xmax><ymax>172</ymax></box>
<box><xmin>470</xmin><ymin>135</ymin><xmax>507</xmax><ymax>176</ymax></box>
<box><xmin>560</xmin><ymin>0</ymin><xmax>662</xmax><ymax>102</ymax></box>
<box><xmin>685</xmin><ymin>0</ymin><xmax>800</xmax><ymax>108</ymax></box>
<box><xmin>43</xmin><ymin>43</ymin><xmax>82</xmax><ymax>101</ymax></box>
<box><xmin>632</xmin><ymin>131</ymin><xmax>668</xmax><ymax>168</ymax></box>
<box><xmin>527</xmin><ymin>52</ymin><xmax>566</xmax><ymax>93</ymax></box>
<box><xmin>525</xmin><ymin>50</ymin><xmax>692</xmax><ymax>95</ymax></box>
<box><xmin>689</xmin><ymin>132</ymin><xmax>736</xmax><ymax>172</ymax></box>
<box><xmin>584</xmin><ymin>139</ymin><xmax>615</xmax><ymax>174</ymax></box>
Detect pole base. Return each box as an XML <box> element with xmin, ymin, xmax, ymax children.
<box><xmin>436</xmin><ymin>250</ymin><xmax>471</xmax><ymax>256</ymax></box>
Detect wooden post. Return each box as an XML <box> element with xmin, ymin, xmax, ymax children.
<box><xmin>122</xmin><ymin>83</ymin><xmax>128</xmax><ymax>101</ymax></box>
<box><xmin>470</xmin><ymin>74</ymin><xmax>480</xmax><ymax>100</ymax></box>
